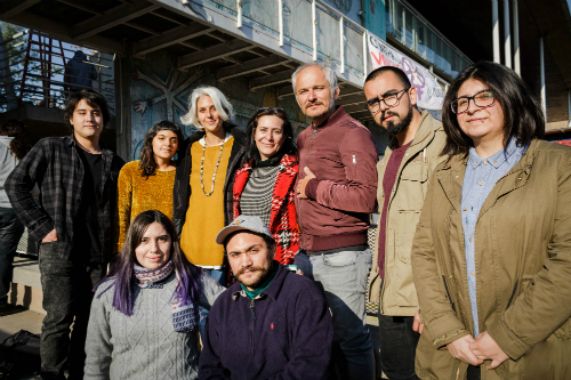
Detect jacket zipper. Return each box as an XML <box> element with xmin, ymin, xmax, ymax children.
<box><xmin>249</xmin><ymin>298</ymin><xmax>256</xmax><ymax>356</ymax></box>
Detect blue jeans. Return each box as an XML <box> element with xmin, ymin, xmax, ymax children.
<box><xmin>0</xmin><ymin>207</ymin><xmax>24</xmax><ymax>305</ymax></box>
<box><xmin>378</xmin><ymin>314</ymin><xmax>419</xmax><ymax>380</ymax></box>
<box><xmin>307</xmin><ymin>249</ymin><xmax>375</xmax><ymax>380</ymax></box>
<box><xmin>199</xmin><ymin>268</ymin><xmax>226</xmax><ymax>340</ymax></box>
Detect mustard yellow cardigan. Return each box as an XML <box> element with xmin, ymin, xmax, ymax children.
<box><xmin>116</xmin><ymin>160</ymin><xmax>175</xmax><ymax>252</ymax></box>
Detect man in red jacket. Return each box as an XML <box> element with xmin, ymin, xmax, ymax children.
<box><xmin>292</xmin><ymin>63</ymin><xmax>378</xmax><ymax>380</ymax></box>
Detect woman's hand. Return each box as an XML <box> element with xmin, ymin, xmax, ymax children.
<box><xmin>446</xmin><ymin>335</ymin><xmax>483</xmax><ymax>366</ymax></box>
<box><xmin>412</xmin><ymin>311</ymin><xmax>424</xmax><ymax>334</ymax></box>
<box><xmin>470</xmin><ymin>331</ymin><xmax>509</xmax><ymax>369</ymax></box>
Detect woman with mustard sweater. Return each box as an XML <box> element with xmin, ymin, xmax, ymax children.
<box><xmin>116</xmin><ymin>120</ymin><xmax>182</xmax><ymax>252</ymax></box>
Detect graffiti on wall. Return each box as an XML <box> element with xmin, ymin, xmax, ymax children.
<box><xmin>367</xmin><ymin>33</ymin><xmax>445</xmax><ymax>111</ymax></box>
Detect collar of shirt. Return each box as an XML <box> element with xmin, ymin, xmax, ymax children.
<box><xmin>467</xmin><ymin>137</ymin><xmax>523</xmax><ymax>169</ymax></box>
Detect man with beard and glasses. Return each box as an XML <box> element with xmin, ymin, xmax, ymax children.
<box><xmin>292</xmin><ymin>63</ymin><xmax>378</xmax><ymax>380</ymax></box>
<box><xmin>199</xmin><ymin>215</ymin><xmax>333</xmax><ymax>380</ymax></box>
<box><xmin>363</xmin><ymin>66</ymin><xmax>447</xmax><ymax>380</ymax></box>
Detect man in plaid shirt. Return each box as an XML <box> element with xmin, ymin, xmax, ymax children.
<box><xmin>6</xmin><ymin>89</ymin><xmax>124</xmax><ymax>380</ymax></box>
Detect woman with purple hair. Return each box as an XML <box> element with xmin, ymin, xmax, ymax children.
<box><xmin>84</xmin><ymin>210</ymin><xmax>224</xmax><ymax>379</ymax></box>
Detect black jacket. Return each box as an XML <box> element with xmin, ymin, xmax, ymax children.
<box><xmin>173</xmin><ymin>125</ymin><xmax>246</xmax><ymax>234</ymax></box>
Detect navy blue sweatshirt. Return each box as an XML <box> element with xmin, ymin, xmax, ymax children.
<box><xmin>199</xmin><ymin>265</ymin><xmax>333</xmax><ymax>380</ymax></box>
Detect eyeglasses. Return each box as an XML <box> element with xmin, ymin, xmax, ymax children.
<box><xmin>366</xmin><ymin>88</ymin><xmax>410</xmax><ymax>114</ymax></box>
<box><xmin>451</xmin><ymin>89</ymin><xmax>496</xmax><ymax>114</ymax></box>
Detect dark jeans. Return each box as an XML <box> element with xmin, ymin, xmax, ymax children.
<box><xmin>467</xmin><ymin>365</ymin><xmax>481</xmax><ymax>380</ymax></box>
<box><xmin>38</xmin><ymin>241</ymin><xmax>104</xmax><ymax>380</ymax></box>
<box><xmin>0</xmin><ymin>207</ymin><xmax>24</xmax><ymax>305</ymax></box>
<box><xmin>378</xmin><ymin>314</ymin><xmax>420</xmax><ymax>380</ymax></box>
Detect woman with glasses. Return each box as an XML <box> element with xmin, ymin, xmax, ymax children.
<box><xmin>411</xmin><ymin>61</ymin><xmax>571</xmax><ymax>379</ymax></box>
<box><xmin>232</xmin><ymin>107</ymin><xmax>299</xmax><ymax>264</ymax></box>
<box><xmin>84</xmin><ymin>210</ymin><xmax>223</xmax><ymax>379</ymax></box>
<box><xmin>116</xmin><ymin>120</ymin><xmax>182</xmax><ymax>252</ymax></box>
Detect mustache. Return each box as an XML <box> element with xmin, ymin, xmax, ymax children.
<box><xmin>381</xmin><ymin>111</ymin><xmax>398</xmax><ymax>121</ymax></box>
<box><xmin>236</xmin><ymin>266</ymin><xmax>265</xmax><ymax>276</ymax></box>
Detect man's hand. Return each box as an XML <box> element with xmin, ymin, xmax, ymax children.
<box><xmin>296</xmin><ymin>167</ymin><xmax>316</xmax><ymax>199</ymax></box>
<box><xmin>471</xmin><ymin>331</ymin><xmax>509</xmax><ymax>369</ymax></box>
<box><xmin>446</xmin><ymin>335</ymin><xmax>483</xmax><ymax>366</ymax></box>
<box><xmin>42</xmin><ymin>228</ymin><xmax>58</xmax><ymax>243</ymax></box>
<box><xmin>412</xmin><ymin>311</ymin><xmax>424</xmax><ymax>334</ymax></box>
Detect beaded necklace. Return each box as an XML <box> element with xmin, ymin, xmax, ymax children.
<box><xmin>199</xmin><ymin>138</ymin><xmax>226</xmax><ymax>197</ymax></box>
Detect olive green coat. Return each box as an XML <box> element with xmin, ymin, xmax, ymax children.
<box><xmin>411</xmin><ymin>139</ymin><xmax>571</xmax><ymax>379</ymax></box>
<box><xmin>368</xmin><ymin>112</ymin><xmax>447</xmax><ymax>316</ymax></box>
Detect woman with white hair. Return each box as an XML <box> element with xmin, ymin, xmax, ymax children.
<box><xmin>173</xmin><ymin>86</ymin><xmax>245</xmax><ymax>290</ymax></box>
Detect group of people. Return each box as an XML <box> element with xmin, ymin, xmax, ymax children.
<box><xmin>0</xmin><ymin>59</ymin><xmax>569</xmax><ymax>380</ymax></box>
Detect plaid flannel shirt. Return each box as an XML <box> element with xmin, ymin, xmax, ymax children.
<box><xmin>5</xmin><ymin>135</ymin><xmax>124</xmax><ymax>261</ymax></box>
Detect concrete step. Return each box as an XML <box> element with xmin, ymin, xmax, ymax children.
<box><xmin>9</xmin><ymin>256</ymin><xmax>44</xmax><ymax>316</ymax></box>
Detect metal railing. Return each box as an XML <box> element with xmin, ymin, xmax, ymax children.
<box><xmin>188</xmin><ymin>0</ymin><xmax>369</xmax><ymax>86</ymax></box>
<box><xmin>0</xmin><ymin>28</ymin><xmax>116</xmax><ymax>115</ymax></box>
<box><xmin>182</xmin><ymin>0</ymin><xmax>462</xmax><ymax>86</ymax></box>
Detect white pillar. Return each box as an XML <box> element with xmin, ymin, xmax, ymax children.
<box><xmin>503</xmin><ymin>0</ymin><xmax>512</xmax><ymax>69</ymax></box>
<box><xmin>339</xmin><ymin>17</ymin><xmax>345</xmax><ymax>74</ymax></box>
<box><xmin>312</xmin><ymin>0</ymin><xmax>317</xmax><ymax>61</ymax></box>
<box><xmin>512</xmin><ymin>0</ymin><xmax>521</xmax><ymax>75</ymax></box>
<box><xmin>539</xmin><ymin>37</ymin><xmax>547</xmax><ymax>117</ymax></box>
<box><xmin>278</xmin><ymin>0</ymin><xmax>283</xmax><ymax>46</ymax></box>
<box><xmin>492</xmin><ymin>0</ymin><xmax>501</xmax><ymax>63</ymax></box>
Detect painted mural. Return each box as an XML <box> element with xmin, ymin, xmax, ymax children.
<box><xmin>127</xmin><ymin>52</ymin><xmax>303</xmax><ymax>160</ymax></box>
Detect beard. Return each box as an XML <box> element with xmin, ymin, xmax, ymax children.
<box><xmin>383</xmin><ymin>107</ymin><xmax>413</xmax><ymax>137</ymax></box>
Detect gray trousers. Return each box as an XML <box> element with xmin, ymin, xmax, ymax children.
<box><xmin>308</xmin><ymin>249</ymin><xmax>375</xmax><ymax>380</ymax></box>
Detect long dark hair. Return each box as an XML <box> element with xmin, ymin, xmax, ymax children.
<box><xmin>108</xmin><ymin>210</ymin><xmax>201</xmax><ymax>316</ymax></box>
<box><xmin>243</xmin><ymin>107</ymin><xmax>296</xmax><ymax>166</ymax></box>
<box><xmin>0</xmin><ymin>120</ymin><xmax>31</xmax><ymax>159</ymax></box>
<box><xmin>139</xmin><ymin>120</ymin><xmax>182</xmax><ymax>178</ymax></box>
<box><xmin>442</xmin><ymin>61</ymin><xmax>544</xmax><ymax>156</ymax></box>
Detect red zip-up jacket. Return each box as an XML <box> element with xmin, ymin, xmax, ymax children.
<box><xmin>295</xmin><ymin>106</ymin><xmax>378</xmax><ymax>252</ymax></box>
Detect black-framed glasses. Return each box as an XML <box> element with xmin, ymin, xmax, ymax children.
<box><xmin>451</xmin><ymin>89</ymin><xmax>496</xmax><ymax>114</ymax></box>
<box><xmin>366</xmin><ymin>88</ymin><xmax>410</xmax><ymax>114</ymax></box>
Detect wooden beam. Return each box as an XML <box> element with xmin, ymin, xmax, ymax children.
<box><xmin>71</xmin><ymin>2</ymin><xmax>159</xmax><ymax>40</ymax></box>
<box><xmin>249</xmin><ymin>69</ymin><xmax>293</xmax><ymax>91</ymax></box>
<box><xmin>344</xmin><ymin>104</ymin><xmax>368</xmax><ymax>114</ymax></box>
<box><xmin>276</xmin><ymin>85</ymin><xmax>295</xmax><ymax>99</ymax></box>
<box><xmin>133</xmin><ymin>23</ymin><xmax>212</xmax><ymax>57</ymax></box>
<box><xmin>177</xmin><ymin>39</ymin><xmax>251</xmax><ymax>70</ymax></box>
<box><xmin>0</xmin><ymin>0</ymin><xmax>41</xmax><ymax>19</ymax></box>
<box><xmin>217</xmin><ymin>55</ymin><xmax>286</xmax><ymax>81</ymax></box>
<box><xmin>7</xmin><ymin>12</ymin><xmax>124</xmax><ymax>54</ymax></box>
<box><xmin>337</xmin><ymin>94</ymin><xmax>366</xmax><ymax>106</ymax></box>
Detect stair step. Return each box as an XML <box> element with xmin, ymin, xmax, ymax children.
<box><xmin>9</xmin><ymin>256</ymin><xmax>44</xmax><ymax>315</ymax></box>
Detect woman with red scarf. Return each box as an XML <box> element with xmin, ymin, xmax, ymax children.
<box><xmin>232</xmin><ymin>107</ymin><xmax>299</xmax><ymax>265</ymax></box>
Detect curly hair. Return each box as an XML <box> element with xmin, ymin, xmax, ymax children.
<box><xmin>139</xmin><ymin>120</ymin><xmax>182</xmax><ymax>178</ymax></box>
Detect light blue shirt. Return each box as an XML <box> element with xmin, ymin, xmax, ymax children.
<box><xmin>461</xmin><ymin>138</ymin><xmax>525</xmax><ymax>335</ymax></box>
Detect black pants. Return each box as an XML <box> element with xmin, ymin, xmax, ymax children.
<box><xmin>38</xmin><ymin>242</ymin><xmax>104</xmax><ymax>380</ymax></box>
<box><xmin>378</xmin><ymin>314</ymin><xmax>420</xmax><ymax>380</ymax></box>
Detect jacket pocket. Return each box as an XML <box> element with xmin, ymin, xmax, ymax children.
<box><xmin>442</xmin><ymin>275</ymin><xmax>457</xmax><ymax>313</ymax></box>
